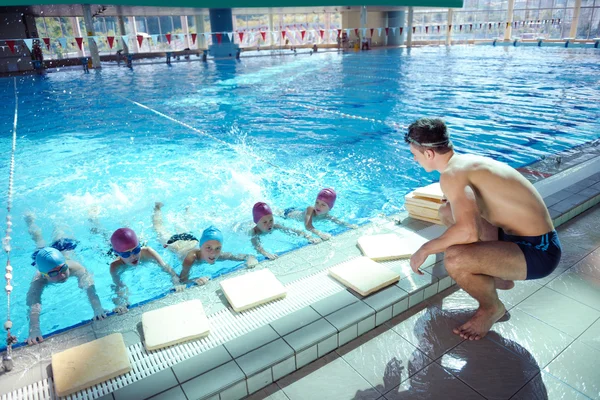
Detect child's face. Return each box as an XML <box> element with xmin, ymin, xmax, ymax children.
<box><xmin>257</xmin><ymin>214</ymin><xmax>274</xmax><ymax>233</ymax></box>
<box><xmin>117</xmin><ymin>244</ymin><xmax>142</xmax><ymax>266</ymax></box>
<box><xmin>201</xmin><ymin>240</ymin><xmax>222</xmax><ymax>264</ymax></box>
<box><xmin>314</xmin><ymin>199</ymin><xmax>330</xmax><ymax>216</ymax></box>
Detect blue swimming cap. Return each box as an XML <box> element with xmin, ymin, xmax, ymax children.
<box><xmin>35</xmin><ymin>247</ymin><xmax>66</xmax><ymax>274</ymax></box>
<box><xmin>200</xmin><ymin>226</ymin><xmax>223</xmax><ymax>246</ymax></box>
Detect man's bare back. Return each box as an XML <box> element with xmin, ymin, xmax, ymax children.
<box><xmin>441</xmin><ymin>154</ymin><xmax>554</xmax><ymax>237</ymax></box>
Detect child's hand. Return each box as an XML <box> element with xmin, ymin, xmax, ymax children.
<box><xmin>195</xmin><ymin>277</ymin><xmax>210</xmax><ymax>286</ymax></box>
<box><xmin>320</xmin><ymin>232</ymin><xmax>332</xmax><ymax>241</ymax></box>
<box><xmin>173</xmin><ymin>284</ymin><xmax>186</xmax><ymax>292</ymax></box>
<box><xmin>265</xmin><ymin>252</ymin><xmax>278</xmax><ymax>260</ymax></box>
<box><xmin>309</xmin><ymin>237</ymin><xmax>322</xmax><ymax>244</ymax></box>
<box><xmin>246</xmin><ymin>256</ymin><xmax>258</xmax><ymax>268</ymax></box>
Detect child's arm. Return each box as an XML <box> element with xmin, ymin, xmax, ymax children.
<box><xmin>26</xmin><ymin>276</ymin><xmax>47</xmax><ymax>345</ymax></box>
<box><xmin>70</xmin><ymin>262</ymin><xmax>108</xmax><ymax>320</ymax></box>
<box><xmin>143</xmin><ymin>247</ymin><xmax>185</xmax><ymax>291</ymax></box>
<box><xmin>275</xmin><ymin>223</ymin><xmax>322</xmax><ymax>244</ymax></box>
<box><xmin>180</xmin><ymin>250</ymin><xmax>210</xmax><ymax>286</ymax></box>
<box><xmin>220</xmin><ymin>252</ymin><xmax>259</xmax><ymax>268</ymax></box>
<box><xmin>109</xmin><ymin>260</ymin><xmax>130</xmax><ymax>314</ymax></box>
<box><xmin>251</xmin><ymin>235</ymin><xmax>278</xmax><ymax>260</ymax></box>
<box><xmin>325</xmin><ymin>214</ymin><xmax>358</xmax><ymax>229</ymax></box>
<box><xmin>303</xmin><ymin>207</ymin><xmax>332</xmax><ymax>240</ymax></box>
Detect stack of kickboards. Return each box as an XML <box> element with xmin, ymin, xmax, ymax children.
<box><xmin>404</xmin><ymin>182</ymin><xmax>444</xmax><ymax>225</ymax></box>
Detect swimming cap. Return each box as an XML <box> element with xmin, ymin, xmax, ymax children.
<box><xmin>110</xmin><ymin>228</ymin><xmax>139</xmax><ymax>252</ymax></box>
<box><xmin>200</xmin><ymin>226</ymin><xmax>223</xmax><ymax>246</ymax></box>
<box><xmin>317</xmin><ymin>188</ymin><xmax>337</xmax><ymax>210</ymax></box>
<box><xmin>253</xmin><ymin>202</ymin><xmax>273</xmax><ymax>223</ymax></box>
<box><xmin>35</xmin><ymin>247</ymin><xmax>66</xmax><ymax>274</ymax></box>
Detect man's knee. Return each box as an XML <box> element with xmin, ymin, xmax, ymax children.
<box><xmin>444</xmin><ymin>244</ymin><xmax>468</xmax><ymax>275</ymax></box>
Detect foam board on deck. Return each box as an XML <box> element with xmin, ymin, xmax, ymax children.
<box><xmin>142</xmin><ymin>299</ymin><xmax>211</xmax><ymax>351</ymax></box>
<box><xmin>52</xmin><ymin>333</ymin><xmax>131</xmax><ymax>397</ymax></box>
<box><xmin>329</xmin><ymin>257</ymin><xmax>400</xmax><ymax>296</ymax></box>
<box><xmin>412</xmin><ymin>182</ymin><xmax>444</xmax><ymax>200</ymax></box>
<box><xmin>406</xmin><ymin>204</ymin><xmax>441</xmax><ymax>219</ymax></box>
<box><xmin>404</xmin><ymin>192</ymin><xmax>443</xmax><ymax>209</ymax></box>
<box><xmin>358</xmin><ymin>233</ymin><xmax>428</xmax><ymax>261</ymax></box>
<box><xmin>408</xmin><ymin>214</ymin><xmax>445</xmax><ymax>225</ymax></box>
<box><xmin>220</xmin><ymin>269</ymin><xmax>287</xmax><ymax>312</ymax></box>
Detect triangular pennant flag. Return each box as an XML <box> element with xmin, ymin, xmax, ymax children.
<box><xmin>470</xmin><ymin>24</ymin><xmax>473</xmax><ymax>32</ymax></box>
<box><xmin>250</xmin><ymin>32</ymin><xmax>255</xmax><ymax>43</ymax></box>
<box><xmin>75</xmin><ymin>37</ymin><xmax>83</xmax><ymax>50</ymax></box>
<box><xmin>337</xmin><ymin>29</ymin><xmax>342</xmax><ymax>38</ymax></box>
<box><xmin>260</xmin><ymin>31</ymin><xmax>266</xmax><ymax>41</ymax></box>
<box><xmin>361</xmin><ymin>28</ymin><xmax>367</xmax><ymax>37</ymax></box>
<box><xmin>191</xmin><ymin>33</ymin><xmax>197</xmax><ymax>44</ymax></box>
<box><xmin>354</xmin><ymin>28</ymin><xmax>359</xmax><ymax>37</ymax></box>
<box><xmin>203</xmin><ymin>32</ymin><xmax>210</xmax><ymax>40</ymax></box>
<box><xmin>385</xmin><ymin>27</ymin><xmax>389</xmax><ymax>36</ymax></box>
<box><xmin>42</xmin><ymin>37</ymin><xmax>50</xmax><ymax>50</ymax></box>
<box><xmin>301</xmin><ymin>30</ymin><xmax>306</xmax><ymax>40</ymax></box>
<box><xmin>216</xmin><ymin>33</ymin><xmax>222</xmax><ymax>44</ymax></box>
<box><xmin>58</xmin><ymin>37</ymin><xmax>67</xmax><ymax>48</ymax></box>
<box><xmin>459</xmin><ymin>25</ymin><xmax>463</xmax><ymax>31</ymax></box>
<box><xmin>438</xmin><ymin>25</ymin><xmax>441</xmax><ymax>33</ymax></box>
<box><xmin>370</xmin><ymin>28</ymin><xmax>374</xmax><ymax>37</ymax></box>
<box><xmin>449</xmin><ymin>25</ymin><xmax>452</xmax><ymax>32</ymax></box>
<box><xmin>282</xmin><ymin>31</ymin><xmax>286</xmax><ymax>40</ymax></box>
<box><xmin>488</xmin><ymin>23</ymin><xmax>492</xmax><ymax>30</ymax></box>
<box><xmin>398</xmin><ymin>27</ymin><xmax>402</xmax><ymax>35</ymax></box>
<box><xmin>23</xmin><ymin>38</ymin><xmax>34</xmax><ymax>52</ymax></box>
<box><xmin>479</xmin><ymin>23</ymin><xmax>483</xmax><ymax>29</ymax></box>
<box><xmin>506</xmin><ymin>22</ymin><xmax>510</xmax><ymax>29</ymax></box>
<box><xmin>320</xmin><ymin>29</ymin><xmax>325</xmax><ymax>39</ymax></box>
<box><xmin>150</xmin><ymin>34</ymin><xmax>158</xmax><ymax>44</ymax></box>
<box><xmin>107</xmin><ymin>36</ymin><xmax>115</xmax><ymax>48</ymax></box>
<box><xmin>271</xmin><ymin>31</ymin><xmax>278</xmax><ymax>42</ymax></box>
<box><xmin>6</xmin><ymin>40</ymin><xmax>15</xmax><ymax>53</ymax></box>
<box><xmin>412</xmin><ymin>26</ymin><xmax>416</xmax><ymax>34</ymax></box>
<box><xmin>238</xmin><ymin>31</ymin><xmax>244</xmax><ymax>42</ymax></box>
<box><xmin>378</xmin><ymin>28</ymin><xmax>382</xmax><ymax>37</ymax></box>
<box><xmin>136</xmin><ymin>35</ymin><xmax>143</xmax><ymax>47</ymax></box>
<box><xmin>165</xmin><ymin>33</ymin><xmax>171</xmax><ymax>44</ymax></box>
<box><xmin>227</xmin><ymin>32</ymin><xmax>233</xmax><ymax>42</ymax></box>
<box><xmin>121</xmin><ymin>35</ymin><xmax>129</xmax><ymax>46</ymax></box>
<box><xmin>425</xmin><ymin>26</ymin><xmax>429</xmax><ymax>34</ymax></box>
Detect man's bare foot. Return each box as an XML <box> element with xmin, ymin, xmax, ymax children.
<box><xmin>494</xmin><ymin>278</ymin><xmax>515</xmax><ymax>290</ymax></box>
<box><xmin>453</xmin><ymin>302</ymin><xmax>506</xmax><ymax>340</ymax></box>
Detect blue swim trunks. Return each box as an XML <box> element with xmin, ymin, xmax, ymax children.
<box><xmin>283</xmin><ymin>207</ymin><xmax>301</xmax><ymax>218</ymax></box>
<box><xmin>498</xmin><ymin>229</ymin><xmax>562</xmax><ymax>280</ymax></box>
<box><xmin>31</xmin><ymin>238</ymin><xmax>79</xmax><ymax>266</ymax></box>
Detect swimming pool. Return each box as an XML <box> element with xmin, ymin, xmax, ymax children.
<box><xmin>1</xmin><ymin>46</ymin><xmax>599</xmax><ymax>343</ymax></box>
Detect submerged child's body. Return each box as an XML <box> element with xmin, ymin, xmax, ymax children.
<box><xmin>251</xmin><ymin>202</ymin><xmax>321</xmax><ymax>260</ymax></box>
<box><xmin>153</xmin><ymin>202</ymin><xmax>258</xmax><ymax>284</ymax></box>
<box><xmin>284</xmin><ymin>188</ymin><xmax>357</xmax><ymax>240</ymax></box>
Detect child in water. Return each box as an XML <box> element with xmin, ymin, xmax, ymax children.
<box><xmin>251</xmin><ymin>202</ymin><xmax>321</xmax><ymax>260</ymax></box>
<box><xmin>284</xmin><ymin>188</ymin><xmax>358</xmax><ymax>241</ymax></box>
<box><xmin>109</xmin><ymin>228</ymin><xmax>184</xmax><ymax>314</ymax></box>
<box><xmin>153</xmin><ymin>202</ymin><xmax>258</xmax><ymax>284</ymax></box>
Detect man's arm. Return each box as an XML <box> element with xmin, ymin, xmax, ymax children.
<box><xmin>70</xmin><ymin>262</ymin><xmax>107</xmax><ymax>320</ymax></box>
<box><xmin>410</xmin><ymin>173</ymin><xmax>479</xmax><ymax>273</ymax></box>
<box><xmin>26</xmin><ymin>276</ymin><xmax>46</xmax><ymax>345</ymax></box>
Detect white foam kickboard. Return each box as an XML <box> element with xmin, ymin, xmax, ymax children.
<box><xmin>52</xmin><ymin>333</ymin><xmax>131</xmax><ymax>397</ymax></box>
<box><xmin>412</xmin><ymin>182</ymin><xmax>444</xmax><ymax>200</ymax></box>
<box><xmin>142</xmin><ymin>299</ymin><xmax>211</xmax><ymax>351</ymax></box>
<box><xmin>220</xmin><ymin>268</ymin><xmax>287</xmax><ymax>312</ymax></box>
<box><xmin>329</xmin><ymin>257</ymin><xmax>400</xmax><ymax>296</ymax></box>
<box><xmin>358</xmin><ymin>233</ymin><xmax>428</xmax><ymax>261</ymax></box>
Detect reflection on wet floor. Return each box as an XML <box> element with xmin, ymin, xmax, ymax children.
<box><xmin>251</xmin><ymin>206</ymin><xmax>600</xmax><ymax>400</ymax></box>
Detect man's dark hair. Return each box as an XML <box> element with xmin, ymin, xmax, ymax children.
<box><xmin>405</xmin><ymin>118</ymin><xmax>453</xmax><ymax>154</ymax></box>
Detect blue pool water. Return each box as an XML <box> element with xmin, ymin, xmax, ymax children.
<box><xmin>0</xmin><ymin>46</ymin><xmax>599</xmax><ymax>343</ymax></box>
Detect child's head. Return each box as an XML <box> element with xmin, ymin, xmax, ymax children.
<box><xmin>35</xmin><ymin>247</ymin><xmax>70</xmax><ymax>283</ymax></box>
<box><xmin>111</xmin><ymin>228</ymin><xmax>141</xmax><ymax>266</ymax></box>
<box><xmin>314</xmin><ymin>188</ymin><xmax>337</xmax><ymax>215</ymax></box>
<box><xmin>200</xmin><ymin>226</ymin><xmax>223</xmax><ymax>264</ymax></box>
<box><xmin>253</xmin><ymin>202</ymin><xmax>274</xmax><ymax>233</ymax></box>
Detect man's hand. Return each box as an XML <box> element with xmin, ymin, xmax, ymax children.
<box><xmin>410</xmin><ymin>247</ymin><xmax>427</xmax><ymax>275</ymax></box>
<box><xmin>27</xmin><ymin>330</ymin><xmax>44</xmax><ymax>346</ymax></box>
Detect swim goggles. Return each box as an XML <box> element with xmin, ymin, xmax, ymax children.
<box><xmin>44</xmin><ymin>263</ymin><xmax>69</xmax><ymax>278</ymax></box>
<box><xmin>114</xmin><ymin>244</ymin><xmax>142</xmax><ymax>259</ymax></box>
<box><xmin>404</xmin><ymin>134</ymin><xmax>450</xmax><ymax>148</ymax></box>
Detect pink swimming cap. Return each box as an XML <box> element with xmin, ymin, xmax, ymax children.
<box><xmin>110</xmin><ymin>228</ymin><xmax>139</xmax><ymax>252</ymax></box>
<box><xmin>317</xmin><ymin>188</ymin><xmax>337</xmax><ymax>210</ymax></box>
<box><xmin>253</xmin><ymin>202</ymin><xmax>273</xmax><ymax>223</ymax></box>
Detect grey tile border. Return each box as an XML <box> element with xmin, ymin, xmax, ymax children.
<box><xmin>325</xmin><ymin>301</ymin><xmax>375</xmax><ymax>332</ymax></box>
<box><xmin>235</xmin><ymin>339</ymin><xmax>295</xmax><ymax>377</ymax></box>
<box><xmin>172</xmin><ymin>344</ymin><xmax>232</xmax><ymax>383</ymax></box>
<box><xmin>296</xmin><ymin>345</ymin><xmax>318</xmax><ymax>368</ymax></box>
<box><xmin>224</xmin><ymin>325</ymin><xmax>280</xmax><ymax>359</ymax></box>
<box><xmin>310</xmin><ymin>289</ymin><xmax>360</xmax><ymax>317</ymax></box>
<box><xmin>220</xmin><ymin>380</ymin><xmax>248</xmax><ymax>400</ymax></box>
<box><xmin>358</xmin><ymin>314</ymin><xmax>376</xmax><ymax>336</ymax></box>
<box><xmin>269</xmin><ymin>306</ymin><xmax>322</xmax><ymax>336</ymax></box>
<box><xmin>362</xmin><ymin>285</ymin><xmax>409</xmax><ymax>312</ymax></box>
<box><xmin>272</xmin><ymin>356</ymin><xmax>296</xmax><ymax>381</ymax></box>
<box><xmin>113</xmin><ymin>368</ymin><xmax>178</xmax><ymax>400</ymax></box>
<box><xmin>318</xmin><ymin>335</ymin><xmax>338</xmax><ymax>357</ymax></box>
<box><xmin>283</xmin><ymin>318</ymin><xmax>337</xmax><ymax>352</ymax></box>
<box><xmin>246</xmin><ymin>368</ymin><xmax>273</xmax><ymax>395</ymax></box>
<box><xmin>147</xmin><ymin>386</ymin><xmax>187</xmax><ymax>400</ymax></box>
<box><xmin>181</xmin><ymin>361</ymin><xmax>245</xmax><ymax>400</ymax></box>
<box><xmin>338</xmin><ymin>324</ymin><xmax>358</xmax><ymax>346</ymax></box>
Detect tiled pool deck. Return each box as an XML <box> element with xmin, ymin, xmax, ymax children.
<box><xmin>1</xmin><ymin>154</ymin><xmax>599</xmax><ymax>399</ymax></box>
